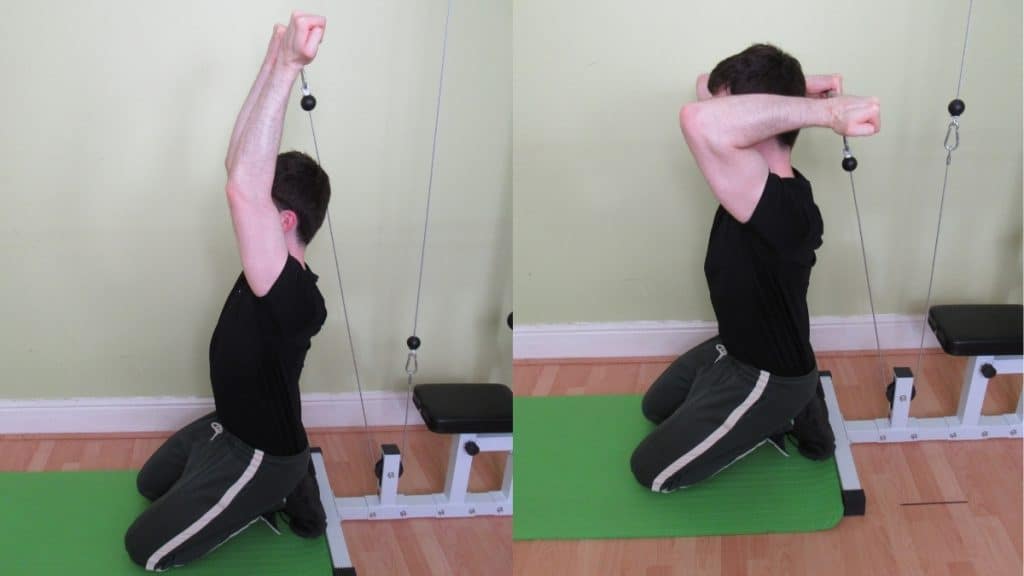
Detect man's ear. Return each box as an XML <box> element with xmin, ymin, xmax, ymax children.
<box><xmin>280</xmin><ymin>209</ymin><xmax>299</xmax><ymax>235</ymax></box>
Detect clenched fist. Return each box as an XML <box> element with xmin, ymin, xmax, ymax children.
<box><xmin>278</xmin><ymin>11</ymin><xmax>326</xmax><ymax>70</ymax></box>
<box><xmin>828</xmin><ymin>96</ymin><xmax>881</xmax><ymax>137</ymax></box>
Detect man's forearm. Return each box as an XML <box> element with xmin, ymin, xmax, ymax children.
<box><xmin>226</xmin><ymin>55</ymin><xmax>278</xmax><ymax>172</ymax></box>
<box><xmin>688</xmin><ymin>94</ymin><xmax>832</xmax><ymax>150</ymax></box>
<box><xmin>227</xmin><ymin>62</ymin><xmax>300</xmax><ymax>201</ymax></box>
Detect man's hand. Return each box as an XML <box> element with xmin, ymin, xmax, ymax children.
<box><xmin>827</xmin><ymin>96</ymin><xmax>881</xmax><ymax>137</ymax></box>
<box><xmin>267</xmin><ymin>24</ymin><xmax>286</xmax><ymax>66</ymax></box>
<box><xmin>805</xmin><ymin>74</ymin><xmax>842</xmax><ymax>99</ymax></box>
<box><xmin>278</xmin><ymin>12</ymin><xmax>326</xmax><ymax>71</ymax></box>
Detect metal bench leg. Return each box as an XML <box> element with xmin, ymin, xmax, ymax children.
<box><xmin>820</xmin><ymin>372</ymin><xmax>865</xmax><ymax>516</ymax></box>
<box><xmin>311</xmin><ymin>449</ymin><xmax>357</xmax><ymax>575</ymax></box>
<box><xmin>500</xmin><ymin>452</ymin><xmax>513</xmax><ymax>502</ymax></box>
<box><xmin>889</xmin><ymin>367</ymin><xmax>914</xmax><ymax>429</ymax></box>
<box><xmin>443</xmin><ymin>434</ymin><xmax>474</xmax><ymax>504</ymax></box>
<box><xmin>1017</xmin><ymin>384</ymin><xmax>1023</xmax><ymax>422</ymax></box>
<box><xmin>379</xmin><ymin>444</ymin><xmax>401</xmax><ymax>506</ymax></box>
<box><xmin>956</xmin><ymin>356</ymin><xmax>990</xmax><ymax>428</ymax></box>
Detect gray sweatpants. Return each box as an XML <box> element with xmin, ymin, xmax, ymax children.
<box><xmin>630</xmin><ymin>337</ymin><xmax>818</xmax><ymax>492</ymax></box>
<box><xmin>124</xmin><ymin>412</ymin><xmax>309</xmax><ymax>571</ymax></box>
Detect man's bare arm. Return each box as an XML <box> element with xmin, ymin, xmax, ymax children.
<box><xmin>225</xmin><ymin>12</ymin><xmax>325</xmax><ymax>296</ymax></box>
<box><xmin>679</xmin><ymin>90</ymin><xmax>879</xmax><ymax>222</ymax></box>
<box><xmin>225</xmin><ymin>25</ymin><xmax>285</xmax><ymax>172</ymax></box>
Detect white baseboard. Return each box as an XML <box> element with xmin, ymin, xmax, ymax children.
<box><xmin>513</xmin><ymin>314</ymin><xmax>941</xmax><ymax>360</ymax></box>
<box><xmin>1</xmin><ymin>315</ymin><xmax>941</xmax><ymax>434</ymax></box>
<box><xmin>0</xmin><ymin>391</ymin><xmax>423</xmax><ymax>435</ymax></box>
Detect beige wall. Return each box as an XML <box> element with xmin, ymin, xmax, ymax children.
<box><xmin>514</xmin><ymin>0</ymin><xmax>1022</xmax><ymax>324</ymax></box>
<box><xmin>0</xmin><ymin>0</ymin><xmax>511</xmax><ymax>398</ymax></box>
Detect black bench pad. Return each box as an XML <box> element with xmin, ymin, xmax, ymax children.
<box><xmin>412</xmin><ymin>383</ymin><xmax>513</xmax><ymax>434</ymax></box>
<box><xmin>928</xmin><ymin>304</ymin><xmax>1023</xmax><ymax>357</ymax></box>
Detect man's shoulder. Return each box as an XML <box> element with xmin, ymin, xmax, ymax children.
<box><xmin>771</xmin><ymin>169</ymin><xmax>818</xmax><ymax>210</ymax></box>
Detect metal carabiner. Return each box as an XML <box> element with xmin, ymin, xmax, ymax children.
<box><xmin>944</xmin><ymin>118</ymin><xmax>960</xmax><ymax>153</ymax></box>
<box><xmin>405</xmin><ymin>351</ymin><xmax>418</xmax><ymax>376</ymax></box>
<box><xmin>943</xmin><ymin>118</ymin><xmax>960</xmax><ymax>165</ymax></box>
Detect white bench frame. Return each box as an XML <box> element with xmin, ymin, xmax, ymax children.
<box><xmin>823</xmin><ymin>353</ymin><xmax>1023</xmax><ymax>516</ymax></box>
<box><xmin>311</xmin><ymin>432</ymin><xmax>513</xmax><ymax>575</ymax></box>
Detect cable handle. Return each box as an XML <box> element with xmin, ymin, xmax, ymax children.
<box><xmin>841</xmin><ymin>136</ymin><xmax>858</xmax><ymax>172</ymax></box>
<box><xmin>825</xmin><ymin>91</ymin><xmax>859</xmax><ymax>173</ymax></box>
<box><xmin>299</xmin><ymin>69</ymin><xmax>317</xmax><ymax>111</ymax></box>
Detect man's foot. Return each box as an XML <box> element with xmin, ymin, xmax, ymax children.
<box><xmin>766</xmin><ymin>429</ymin><xmax>790</xmax><ymax>456</ymax></box>
<box><xmin>282</xmin><ymin>458</ymin><xmax>327</xmax><ymax>539</ymax></box>
<box><xmin>788</xmin><ymin>379</ymin><xmax>836</xmax><ymax>460</ymax></box>
<box><xmin>258</xmin><ymin>509</ymin><xmax>283</xmax><ymax>535</ymax></box>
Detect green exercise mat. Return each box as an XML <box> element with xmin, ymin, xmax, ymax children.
<box><xmin>513</xmin><ymin>395</ymin><xmax>843</xmax><ymax>540</ymax></box>
<box><xmin>0</xmin><ymin>470</ymin><xmax>331</xmax><ymax>574</ymax></box>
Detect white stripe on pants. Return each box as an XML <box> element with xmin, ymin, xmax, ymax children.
<box><xmin>145</xmin><ymin>449</ymin><xmax>265</xmax><ymax>571</ymax></box>
<box><xmin>650</xmin><ymin>370</ymin><xmax>770</xmax><ymax>492</ymax></box>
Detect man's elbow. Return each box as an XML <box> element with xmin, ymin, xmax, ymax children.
<box><xmin>680</xmin><ymin>103</ymin><xmax>718</xmax><ymax>152</ymax></box>
<box><xmin>678</xmin><ymin>103</ymin><xmax>703</xmax><ymax>137</ymax></box>
<box><xmin>225</xmin><ymin>163</ymin><xmax>256</xmax><ymax>199</ymax></box>
<box><xmin>224</xmin><ymin>178</ymin><xmax>246</xmax><ymax>205</ymax></box>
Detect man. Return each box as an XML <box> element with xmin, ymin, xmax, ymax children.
<box><xmin>631</xmin><ymin>44</ymin><xmax>880</xmax><ymax>492</ymax></box>
<box><xmin>124</xmin><ymin>12</ymin><xmax>330</xmax><ymax>570</ymax></box>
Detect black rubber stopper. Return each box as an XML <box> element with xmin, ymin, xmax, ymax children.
<box><xmin>981</xmin><ymin>363</ymin><xmax>997</xmax><ymax>379</ymax></box>
<box><xmin>885</xmin><ymin>379</ymin><xmax>917</xmax><ymax>409</ymax></box>
<box><xmin>948</xmin><ymin>98</ymin><xmax>965</xmax><ymax>117</ymax></box>
<box><xmin>842</xmin><ymin>489</ymin><xmax>867</xmax><ymax>517</ymax></box>
<box><xmin>301</xmin><ymin>94</ymin><xmax>317</xmax><ymax>111</ymax></box>
<box><xmin>507</xmin><ymin>313</ymin><xmax>513</xmax><ymax>330</ymax></box>
<box><xmin>406</xmin><ymin>336</ymin><xmax>421</xmax><ymax>350</ymax></box>
<box><xmin>841</xmin><ymin>156</ymin><xmax>858</xmax><ymax>172</ymax></box>
<box><xmin>373</xmin><ymin>456</ymin><xmax>404</xmax><ymax>482</ymax></box>
<box><xmin>464</xmin><ymin>441</ymin><xmax>480</xmax><ymax>456</ymax></box>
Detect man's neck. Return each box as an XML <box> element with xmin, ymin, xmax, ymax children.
<box><xmin>285</xmin><ymin>238</ymin><xmax>307</xmax><ymax>270</ymax></box>
<box><xmin>753</xmin><ymin>140</ymin><xmax>794</xmax><ymax>177</ymax></box>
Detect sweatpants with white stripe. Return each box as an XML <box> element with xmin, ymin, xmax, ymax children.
<box><xmin>630</xmin><ymin>337</ymin><xmax>818</xmax><ymax>493</ymax></box>
<box><xmin>125</xmin><ymin>412</ymin><xmax>309</xmax><ymax>571</ymax></box>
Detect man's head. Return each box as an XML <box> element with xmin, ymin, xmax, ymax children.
<box><xmin>271</xmin><ymin>151</ymin><xmax>331</xmax><ymax>246</ymax></box>
<box><xmin>708</xmin><ymin>43</ymin><xmax>806</xmax><ymax>148</ymax></box>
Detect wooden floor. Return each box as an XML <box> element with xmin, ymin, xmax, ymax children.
<box><xmin>513</xmin><ymin>350</ymin><xmax>1023</xmax><ymax>576</ymax></box>
<box><xmin>1</xmin><ymin>351</ymin><xmax>1019</xmax><ymax>575</ymax></box>
<box><xmin>0</xmin><ymin>426</ymin><xmax>512</xmax><ymax>575</ymax></box>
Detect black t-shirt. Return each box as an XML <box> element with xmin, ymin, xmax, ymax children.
<box><xmin>209</xmin><ymin>256</ymin><xmax>327</xmax><ymax>456</ymax></box>
<box><xmin>704</xmin><ymin>170</ymin><xmax>823</xmax><ymax>377</ymax></box>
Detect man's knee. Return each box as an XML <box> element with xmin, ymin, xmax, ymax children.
<box><xmin>136</xmin><ymin>468</ymin><xmax>162</xmax><ymax>502</ymax></box>
<box><xmin>640</xmin><ymin>392</ymin><xmax>667</xmax><ymax>424</ymax></box>
<box><xmin>631</xmin><ymin>444</ymin><xmax>705</xmax><ymax>493</ymax></box>
<box><xmin>124</xmin><ymin>519</ymin><xmax>156</xmax><ymax>570</ymax></box>
<box><xmin>629</xmin><ymin>443</ymin><xmax>659</xmax><ymax>491</ymax></box>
